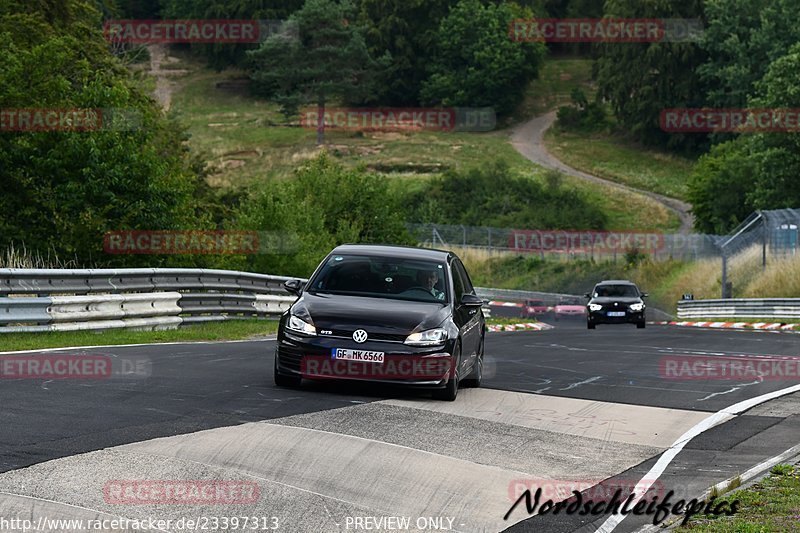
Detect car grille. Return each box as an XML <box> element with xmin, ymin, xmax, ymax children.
<box><xmin>328</xmin><ymin>329</ymin><xmax>407</xmax><ymax>343</ymax></box>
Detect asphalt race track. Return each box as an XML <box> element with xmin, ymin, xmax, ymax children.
<box><xmin>2</xmin><ymin>322</ymin><xmax>800</xmax><ymax>532</ymax></box>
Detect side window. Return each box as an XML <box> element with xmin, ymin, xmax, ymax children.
<box><xmin>455</xmin><ymin>259</ymin><xmax>475</xmax><ymax>294</ymax></box>
<box><xmin>451</xmin><ymin>261</ymin><xmax>465</xmax><ymax>302</ymax></box>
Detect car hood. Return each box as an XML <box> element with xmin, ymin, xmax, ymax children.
<box><xmin>295</xmin><ymin>292</ymin><xmax>449</xmax><ymax>334</ymax></box>
<box><xmin>590</xmin><ymin>297</ymin><xmax>643</xmax><ymax>305</ymax></box>
<box><xmin>556</xmin><ymin>305</ymin><xmax>585</xmax><ymax>311</ymax></box>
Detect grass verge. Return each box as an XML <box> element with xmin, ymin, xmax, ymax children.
<box><xmin>677</xmin><ymin>464</ymin><xmax>800</xmax><ymax>531</ymax></box>
<box><xmin>678</xmin><ymin>318</ymin><xmax>800</xmax><ymax>324</ymax></box>
<box><xmin>166</xmin><ymin>51</ymin><xmax>679</xmax><ymax>232</ymax></box>
<box><xmin>544</xmin><ymin>127</ymin><xmax>696</xmax><ymax>201</ymax></box>
<box><xmin>0</xmin><ymin>320</ymin><xmax>278</xmax><ymax>352</ymax></box>
<box><xmin>514</xmin><ymin>56</ymin><xmax>596</xmax><ymax>121</ymax></box>
<box><xmin>485</xmin><ymin>317</ymin><xmax>534</xmax><ymax>326</ymax></box>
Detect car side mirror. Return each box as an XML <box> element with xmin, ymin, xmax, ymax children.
<box><xmin>641</xmin><ymin>293</ymin><xmax>649</xmax><ymax>298</ymax></box>
<box><xmin>283</xmin><ymin>279</ymin><xmax>304</xmax><ymax>296</ymax></box>
<box><xmin>461</xmin><ymin>294</ymin><xmax>484</xmax><ymax>307</ymax></box>
<box><xmin>584</xmin><ymin>293</ymin><xmax>591</xmax><ymax>298</ymax></box>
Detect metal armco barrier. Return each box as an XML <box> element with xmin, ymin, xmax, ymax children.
<box><xmin>677</xmin><ymin>298</ymin><xmax>800</xmax><ymax>319</ymax></box>
<box><xmin>0</xmin><ymin>268</ymin><xmax>300</xmax><ymax>333</ymax></box>
<box><xmin>474</xmin><ymin>287</ymin><xmax>576</xmax><ymax>305</ymax></box>
<box><xmin>0</xmin><ymin>269</ymin><xmax>523</xmax><ymax>333</ymax></box>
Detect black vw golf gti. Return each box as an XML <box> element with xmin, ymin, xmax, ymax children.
<box><xmin>274</xmin><ymin>244</ymin><xmax>486</xmax><ymax>401</ymax></box>
<box><xmin>586</xmin><ymin>280</ymin><xmax>648</xmax><ymax>329</ymax></box>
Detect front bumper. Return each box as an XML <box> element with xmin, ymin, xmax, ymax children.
<box><xmin>275</xmin><ymin>330</ymin><xmax>456</xmax><ymax>388</ymax></box>
<box><xmin>556</xmin><ymin>311</ymin><xmax>586</xmax><ymax>318</ymax></box>
<box><xmin>588</xmin><ymin>310</ymin><xmax>645</xmax><ymax>324</ymax></box>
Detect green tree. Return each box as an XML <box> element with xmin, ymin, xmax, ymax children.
<box><xmin>698</xmin><ymin>0</ymin><xmax>800</xmax><ymax>109</ymax></box>
<box><xmin>687</xmin><ymin>141</ymin><xmax>755</xmax><ymax>233</ymax></box>
<box><xmin>355</xmin><ymin>0</ymin><xmax>454</xmax><ymax>106</ymax></box>
<box><xmin>688</xmin><ymin>43</ymin><xmax>800</xmax><ymax>232</ymax></box>
<box><xmin>160</xmin><ymin>0</ymin><xmax>304</xmax><ymax>69</ymax></box>
<box><xmin>234</xmin><ymin>154</ymin><xmax>412</xmax><ymax>277</ymax></box>
<box><xmin>594</xmin><ymin>0</ymin><xmax>708</xmax><ymax>152</ymax></box>
<box><xmin>247</xmin><ymin>0</ymin><xmax>387</xmax><ymax>144</ymax></box>
<box><xmin>420</xmin><ymin>0</ymin><xmax>546</xmax><ymax>115</ymax></box>
<box><xmin>0</xmin><ymin>0</ymin><xmax>207</xmax><ymax>267</ymax></box>
<box><xmin>405</xmin><ymin>161</ymin><xmax>607</xmax><ymax>229</ymax></box>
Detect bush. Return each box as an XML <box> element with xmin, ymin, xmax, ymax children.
<box><xmin>404</xmin><ymin>160</ymin><xmax>607</xmax><ymax>230</ymax></box>
<box><xmin>556</xmin><ymin>89</ymin><xmax>608</xmax><ymax>132</ymax></box>
<box><xmin>233</xmin><ymin>154</ymin><xmax>413</xmax><ymax>277</ymax></box>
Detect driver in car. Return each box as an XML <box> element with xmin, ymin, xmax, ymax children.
<box><xmin>418</xmin><ymin>268</ymin><xmax>445</xmax><ymax>300</ymax></box>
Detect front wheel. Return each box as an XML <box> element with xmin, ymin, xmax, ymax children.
<box><xmin>636</xmin><ymin>322</ymin><xmax>646</xmax><ymax>329</ymax></box>
<box><xmin>587</xmin><ymin>322</ymin><xmax>596</xmax><ymax>329</ymax></box>
<box><xmin>433</xmin><ymin>343</ymin><xmax>461</xmax><ymax>401</ymax></box>
<box><xmin>462</xmin><ymin>338</ymin><xmax>483</xmax><ymax>388</ymax></box>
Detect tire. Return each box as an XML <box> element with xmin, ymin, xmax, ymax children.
<box><xmin>637</xmin><ymin>322</ymin><xmax>646</xmax><ymax>329</ymax></box>
<box><xmin>434</xmin><ymin>343</ymin><xmax>461</xmax><ymax>401</ymax></box>
<box><xmin>462</xmin><ymin>338</ymin><xmax>483</xmax><ymax>388</ymax></box>
<box><xmin>587</xmin><ymin>322</ymin><xmax>596</xmax><ymax>329</ymax></box>
<box><xmin>274</xmin><ymin>353</ymin><xmax>301</xmax><ymax>388</ymax></box>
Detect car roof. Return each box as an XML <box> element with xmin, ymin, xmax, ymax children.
<box><xmin>596</xmin><ymin>280</ymin><xmax>636</xmax><ymax>285</ymax></box>
<box><xmin>330</xmin><ymin>244</ymin><xmax>453</xmax><ymax>262</ymax></box>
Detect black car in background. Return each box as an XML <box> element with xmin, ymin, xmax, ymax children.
<box><xmin>585</xmin><ymin>280</ymin><xmax>648</xmax><ymax>329</ymax></box>
<box><xmin>274</xmin><ymin>244</ymin><xmax>485</xmax><ymax>401</ymax></box>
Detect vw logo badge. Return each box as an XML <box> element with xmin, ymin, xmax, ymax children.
<box><xmin>352</xmin><ymin>329</ymin><xmax>368</xmax><ymax>343</ymax></box>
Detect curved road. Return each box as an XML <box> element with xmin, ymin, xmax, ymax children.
<box><xmin>1</xmin><ymin>325</ymin><xmax>799</xmax><ymax>532</ymax></box>
<box><xmin>510</xmin><ymin>112</ymin><xmax>694</xmax><ymax>234</ymax></box>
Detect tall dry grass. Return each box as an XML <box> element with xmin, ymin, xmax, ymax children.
<box><xmin>743</xmin><ymin>253</ymin><xmax>800</xmax><ymax>297</ymax></box>
<box><xmin>0</xmin><ymin>244</ymin><xmax>78</xmax><ymax>269</ymax></box>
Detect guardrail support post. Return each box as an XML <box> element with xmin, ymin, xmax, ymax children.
<box><xmin>721</xmin><ymin>252</ymin><xmax>730</xmax><ymax>299</ymax></box>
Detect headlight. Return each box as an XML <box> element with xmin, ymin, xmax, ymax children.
<box><xmin>588</xmin><ymin>303</ymin><xmax>602</xmax><ymax>312</ymax></box>
<box><xmin>629</xmin><ymin>302</ymin><xmax>645</xmax><ymax>312</ymax></box>
<box><xmin>287</xmin><ymin>315</ymin><xmax>316</xmax><ymax>336</ymax></box>
<box><xmin>404</xmin><ymin>328</ymin><xmax>448</xmax><ymax>346</ymax></box>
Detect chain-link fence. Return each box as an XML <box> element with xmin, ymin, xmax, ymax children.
<box><xmin>716</xmin><ymin>209</ymin><xmax>800</xmax><ymax>297</ymax></box>
<box><xmin>407</xmin><ymin>223</ymin><xmax>721</xmax><ymax>262</ymax></box>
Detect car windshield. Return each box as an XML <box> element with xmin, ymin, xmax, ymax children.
<box><xmin>527</xmin><ymin>300</ymin><xmax>544</xmax><ymax>306</ymax></box>
<box><xmin>306</xmin><ymin>254</ymin><xmax>449</xmax><ymax>303</ymax></box>
<box><xmin>559</xmin><ymin>297</ymin><xmax>582</xmax><ymax>305</ymax></box>
<box><xmin>594</xmin><ymin>285</ymin><xmax>639</xmax><ymax>298</ymax></box>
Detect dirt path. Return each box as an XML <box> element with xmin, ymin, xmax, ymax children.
<box><xmin>510</xmin><ymin>111</ymin><xmax>694</xmax><ymax>234</ymax></box>
<box><xmin>147</xmin><ymin>44</ymin><xmax>188</xmax><ymax>112</ymax></box>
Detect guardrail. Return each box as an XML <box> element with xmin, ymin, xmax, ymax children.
<box><xmin>677</xmin><ymin>298</ymin><xmax>800</xmax><ymax>319</ymax></box>
<box><xmin>0</xmin><ymin>268</ymin><xmax>299</xmax><ymax>333</ymax></box>
<box><xmin>0</xmin><ymin>269</ymin><xmax>502</xmax><ymax>333</ymax></box>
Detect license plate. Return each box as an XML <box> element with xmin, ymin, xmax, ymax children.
<box><xmin>607</xmin><ymin>311</ymin><xmax>626</xmax><ymax>317</ymax></box>
<box><xmin>331</xmin><ymin>348</ymin><xmax>385</xmax><ymax>363</ymax></box>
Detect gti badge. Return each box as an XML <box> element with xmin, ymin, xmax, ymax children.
<box><xmin>352</xmin><ymin>329</ymin><xmax>368</xmax><ymax>343</ymax></box>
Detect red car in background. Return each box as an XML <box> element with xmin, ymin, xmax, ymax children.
<box><xmin>522</xmin><ymin>299</ymin><xmax>552</xmax><ymax>319</ymax></box>
<box><xmin>554</xmin><ymin>296</ymin><xmax>588</xmax><ymax>321</ymax></box>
